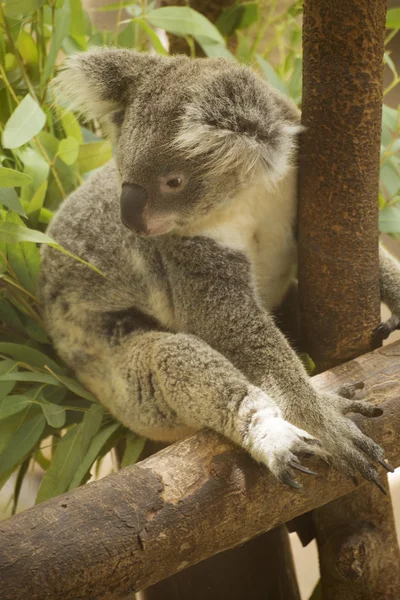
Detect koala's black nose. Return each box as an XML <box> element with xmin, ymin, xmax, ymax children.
<box><xmin>120</xmin><ymin>183</ymin><xmax>148</xmax><ymax>232</ymax></box>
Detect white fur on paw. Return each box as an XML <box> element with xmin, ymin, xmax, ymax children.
<box><xmin>245</xmin><ymin>410</ymin><xmax>320</xmax><ymax>477</ymax></box>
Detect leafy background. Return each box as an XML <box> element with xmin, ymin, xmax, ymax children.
<box><xmin>0</xmin><ymin>0</ymin><xmax>399</xmax><ymax>520</ymax></box>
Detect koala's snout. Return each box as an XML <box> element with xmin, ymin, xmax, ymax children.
<box><xmin>120</xmin><ymin>183</ymin><xmax>148</xmax><ymax>234</ymax></box>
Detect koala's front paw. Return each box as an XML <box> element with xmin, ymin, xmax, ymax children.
<box><xmin>245</xmin><ymin>410</ymin><xmax>325</xmax><ymax>488</ymax></box>
<box><xmin>374</xmin><ymin>314</ymin><xmax>400</xmax><ymax>344</ymax></box>
<box><xmin>304</xmin><ymin>393</ymin><xmax>393</xmax><ymax>492</ymax></box>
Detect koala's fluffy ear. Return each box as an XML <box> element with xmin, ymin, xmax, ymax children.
<box><xmin>175</xmin><ymin>66</ymin><xmax>302</xmax><ymax>183</ymax></box>
<box><xmin>54</xmin><ymin>48</ymin><xmax>160</xmax><ymax>122</ymax></box>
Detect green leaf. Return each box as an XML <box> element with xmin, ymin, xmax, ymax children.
<box><xmin>381</xmin><ymin>160</ymin><xmax>400</xmax><ymax>198</ymax></box>
<box><xmin>68</xmin><ymin>423</ymin><xmax>120</xmax><ymax>490</ymax></box>
<box><xmin>0</xmin><ymin>188</ymin><xmax>26</xmax><ymax>216</ymax></box>
<box><xmin>39</xmin><ymin>398</ymin><xmax>66</xmax><ymax>428</ymax></box>
<box><xmin>146</xmin><ymin>7</ymin><xmax>225</xmax><ymax>44</ymax></box>
<box><xmin>0</xmin><ymin>410</ymin><xmax>46</xmax><ymax>478</ymax></box>
<box><xmin>134</xmin><ymin>18</ymin><xmax>168</xmax><ymax>55</ymax></box>
<box><xmin>60</xmin><ymin>110</ymin><xmax>83</xmax><ymax>144</ymax></box>
<box><xmin>80</xmin><ymin>404</ymin><xmax>104</xmax><ymax>454</ymax></box>
<box><xmin>0</xmin><ymin>167</ymin><xmax>32</xmax><ymax>187</ymax></box>
<box><xmin>57</xmin><ymin>136</ymin><xmax>80</xmax><ymax>165</ymax></box>
<box><xmin>2</xmin><ymin>95</ymin><xmax>47</xmax><ymax>149</ymax></box>
<box><xmin>49</xmin><ymin>372</ymin><xmax>98</xmax><ymax>402</ymax></box>
<box><xmin>0</xmin><ymin>298</ymin><xmax>25</xmax><ymax>336</ymax></box>
<box><xmin>26</xmin><ymin>181</ymin><xmax>48</xmax><ymax>228</ymax></box>
<box><xmin>37</xmin><ymin>406</ymin><xmax>102</xmax><ymax>502</ymax></box>
<box><xmin>117</xmin><ymin>21</ymin><xmax>139</xmax><ymax>49</ymax></box>
<box><xmin>0</xmin><ymin>359</ymin><xmax>18</xmax><ymax>402</ymax></box>
<box><xmin>5</xmin><ymin>212</ymin><xmax>36</xmax><ymax>294</ymax></box>
<box><xmin>0</xmin><ymin>372</ymin><xmax>62</xmax><ymax>386</ymax></box>
<box><xmin>216</xmin><ymin>3</ymin><xmax>258</xmax><ymax>37</ymax></box>
<box><xmin>12</xmin><ymin>456</ymin><xmax>30</xmax><ymax>514</ymax></box>
<box><xmin>216</xmin><ymin>4</ymin><xmax>245</xmax><ymax>36</ymax></box>
<box><xmin>77</xmin><ymin>141</ymin><xmax>113</xmax><ymax>174</ymax></box>
<box><xmin>17</xmin><ymin>29</ymin><xmax>38</xmax><ymax>65</ymax></box>
<box><xmin>0</xmin><ymin>222</ymin><xmax>104</xmax><ymax>276</ymax></box>
<box><xmin>196</xmin><ymin>37</ymin><xmax>235</xmax><ymax>60</ymax></box>
<box><xmin>4</xmin><ymin>0</ymin><xmax>45</xmax><ymax>17</ymax></box>
<box><xmin>0</xmin><ymin>395</ymin><xmax>33</xmax><ymax>419</ymax></box>
<box><xmin>256</xmin><ymin>55</ymin><xmax>289</xmax><ymax>96</ymax></box>
<box><xmin>41</xmin><ymin>3</ymin><xmax>71</xmax><ymax>88</ymax></box>
<box><xmin>379</xmin><ymin>205</ymin><xmax>400</xmax><ymax>233</ymax></box>
<box><xmin>387</xmin><ymin>8</ymin><xmax>400</xmax><ymax>30</ymax></box>
<box><xmin>18</xmin><ymin>146</ymin><xmax>50</xmax><ymax>204</ymax></box>
<box><xmin>35</xmin><ymin>424</ymin><xmax>82</xmax><ymax>503</ymax></box>
<box><xmin>121</xmin><ymin>434</ymin><xmax>146</xmax><ymax>468</ymax></box>
<box><xmin>69</xmin><ymin>0</ymin><xmax>87</xmax><ymax>50</ymax></box>
<box><xmin>0</xmin><ymin>342</ymin><xmax>64</xmax><ymax>374</ymax></box>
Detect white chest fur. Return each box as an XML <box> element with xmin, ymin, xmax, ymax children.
<box><xmin>186</xmin><ymin>168</ymin><xmax>298</xmax><ymax>310</ymax></box>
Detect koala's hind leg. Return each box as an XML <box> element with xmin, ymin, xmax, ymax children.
<box><xmin>76</xmin><ymin>326</ymin><xmax>322</xmax><ymax>487</ymax></box>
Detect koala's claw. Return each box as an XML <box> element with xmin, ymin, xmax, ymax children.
<box><xmin>280</xmin><ymin>472</ymin><xmax>302</xmax><ymax>489</ymax></box>
<box><xmin>377</xmin><ymin>458</ymin><xmax>395</xmax><ymax>473</ymax></box>
<box><xmin>374</xmin><ymin>315</ymin><xmax>400</xmax><ymax>344</ymax></box>
<box><xmin>373</xmin><ymin>477</ymin><xmax>388</xmax><ymax>495</ymax></box>
<box><xmin>288</xmin><ymin>459</ymin><xmax>318</xmax><ymax>477</ymax></box>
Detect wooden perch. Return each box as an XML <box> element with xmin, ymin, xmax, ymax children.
<box><xmin>1</xmin><ymin>341</ymin><xmax>400</xmax><ymax>600</ymax></box>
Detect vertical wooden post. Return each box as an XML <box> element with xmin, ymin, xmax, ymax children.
<box><xmin>298</xmin><ymin>0</ymin><xmax>400</xmax><ymax>598</ymax></box>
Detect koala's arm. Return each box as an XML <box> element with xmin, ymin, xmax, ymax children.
<box><xmin>160</xmin><ymin>236</ymin><xmax>386</xmax><ymax>484</ymax></box>
<box><xmin>379</xmin><ymin>244</ymin><xmax>400</xmax><ymax>315</ymax></box>
<box><xmin>374</xmin><ymin>245</ymin><xmax>400</xmax><ymax>341</ymax></box>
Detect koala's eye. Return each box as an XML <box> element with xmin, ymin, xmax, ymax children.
<box><xmin>167</xmin><ymin>177</ymin><xmax>183</xmax><ymax>189</ymax></box>
<box><xmin>160</xmin><ymin>174</ymin><xmax>185</xmax><ymax>193</ymax></box>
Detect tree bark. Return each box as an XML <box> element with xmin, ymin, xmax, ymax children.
<box><xmin>298</xmin><ymin>1</ymin><xmax>400</xmax><ymax>598</ymax></box>
<box><xmin>141</xmin><ymin>526</ymin><xmax>300</xmax><ymax>600</ymax></box>
<box><xmin>1</xmin><ymin>341</ymin><xmax>400</xmax><ymax>600</ymax></box>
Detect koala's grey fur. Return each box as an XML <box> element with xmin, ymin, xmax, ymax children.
<box><xmin>39</xmin><ymin>49</ymin><xmax>399</xmax><ymax>487</ymax></box>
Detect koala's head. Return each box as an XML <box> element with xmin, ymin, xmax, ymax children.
<box><xmin>55</xmin><ymin>49</ymin><xmax>300</xmax><ymax>236</ymax></box>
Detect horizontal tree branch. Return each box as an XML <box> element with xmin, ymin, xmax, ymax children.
<box><xmin>1</xmin><ymin>341</ymin><xmax>400</xmax><ymax>600</ymax></box>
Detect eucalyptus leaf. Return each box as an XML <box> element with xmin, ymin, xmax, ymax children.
<box><xmin>80</xmin><ymin>404</ymin><xmax>104</xmax><ymax>454</ymax></box>
<box><xmin>0</xmin><ymin>359</ymin><xmax>18</xmax><ymax>402</ymax></box>
<box><xmin>68</xmin><ymin>423</ymin><xmax>120</xmax><ymax>490</ymax></box>
<box><xmin>6</xmin><ymin>212</ymin><xmax>36</xmax><ymax>294</ymax></box>
<box><xmin>39</xmin><ymin>398</ymin><xmax>66</xmax><ymax>428</ymax></box>
<box><xmin>387</xmin><ymin>8</ymin><xmax>400</xmax><ymax>30</ymax></box>
<box><xmin>26</xmin><ymin>181</ymin><xmax>48</xmax><ymax>228</ymax></box>
<box><xmin>2</xmin><ymin>95</ymin><xmax>47</xmax><ymax>149</ymax></box>
<box><xmin>0</xmin><ymin>409</ymin><xmax>46</xmax><ymax>478</ymax></box>
<box><xmin>0</xmin><ymin>167</ymin><xmax>32</xmax><ymax>187</ymax></box>
<box><xmin>256</xmin><ymin>55</ymin><xmax>289</xmax><ymax>96</ymax></box>
<box><xmin>17</xmin><ymin>29</ymin><xmax>38</xmax><ymax>65</ymax></box>
<box><xmin>58</xmin><ymin>137</ymin><xmax>80</xmax><ymax>166</ymax></box>
<box><xmin>41</xmin><ymin>3</ymin><xmax>71</xmax><ymax>87</ymax></box>
<box><xmin>35</xmin><ymin>424</ymin><xmax>82</xmax><ymax>503</ymax></box>
<box><xmin>0</xmin><ymin>298</ymin><xmax>26</xmax><ymax>336</ymax></box>
<box><xmin>0</xmin><ymin>188</ymin><xmax>26</xmax><ymax>216</ymax></box>
<box><xmin>60</xmin><ymin>110</ymin><xmax>83</xmax><ymax>144</ymax></box>
<box><xmin>134</xmin><ymin>18</ymin><xmax>168</xmax><ymax>55</ymax></box>
<box><xmin>0</xmin><ymin>395</ymin><xmax>33</xmax><ymax>419</ymax></box>
<box><xmin>379</xmin><ymin>205</ymin><xmax>400</xmax><ymax>234</ymax></box>
<box><xmin>0</xmin><ymin>372</ymin><xmax>62</xmax><ymax>386</ymax></box>
<box><xmin>0</xmin><ymin>342</ymin><xmax>63</xmax><ymax>374</ymax></box>
<box><xmin>121</xmin><ymin>434</ymin><xmax>146</xmax><ymax>468</ymax></box>
<box><xmin>146</xmin><ymin>7</ymin><xmax>225</xmax><ymax>45</ymax></box>
<box><xmin>69</xmin><ymin>0</ymin><xmax>87</xmax><ymax>50</ymax></box>
<box><xmin>77</xmin><ymin>141</ymin><xmax>113</xmax><ymax>174</ymax></box>
<box><xmin>0</xmin><ymin>222</ymin><xmax>104</xmax><ymax>276</ymax></box>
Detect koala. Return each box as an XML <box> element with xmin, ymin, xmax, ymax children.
<box><xmin>39</xmin><ymin>48</ymin><xmax>399</xmax><ymax>489</ymax></box>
